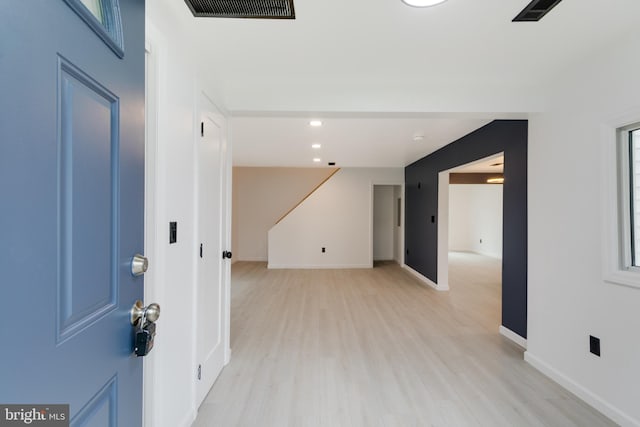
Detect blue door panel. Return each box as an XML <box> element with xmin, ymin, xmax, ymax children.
<box><xmin>71</xmin><ymin>376</ymin><xmax>117</xmax><ymax>427</ymax></box>
<box><xmin>0</xmin><ymin>1</ymin><xmax>145</xmax><ymax>425</ymax></box>
<box><xmin>59</xmin><ymin>59</ymin><xmax>119</xmax><ymax>341</ymax></box>
<box><xmin>58</xmin><ymin>58</ymin><xmax>119</xmax><ymax>341</ymax></box>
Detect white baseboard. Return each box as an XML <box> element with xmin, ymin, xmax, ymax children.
<box><xmin>499</xmin><ymin>325</ymin><xmax>527</xmax><ymax>349</ymax></box>
<box><xmin>450</xmin><ymin>249</ymin><xmax>502</xmax><ymax>260</ymax></box>
<box><xmin>180</xmin><ymin>408</ymin><xmax>198</xmax><ymax>427</ymax></box>
<box><xmin>524</xmin><ymin>351</ymin><xmax>640</xmax><ymax>427</ymax></box>
<box><xmin>402</xmin><ymin>264</ymin><xmax>449</xmax><ymax>291</ymax></box>
<box><xmin>267</xmin><ymin>263</ymin><xmax>371</xmax><ymax>269</ymax></box>
<box><xmin>237</xmin><ymin>257</ymin><xmax>267</xmax><ymax>262</ymax></box>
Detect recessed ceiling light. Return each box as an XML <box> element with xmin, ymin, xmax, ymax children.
<box><xmin>313</xmin><ymin>158</ymin><xmax>322</xmax><ymax>163</ymax></box>
<box><xmin>312</xmin><ymin>144</ymin><xmax>321</xmax><ymax>149</ymax></box>
<box><xmin>413</xmin><ymin>135</ymin><xmax>425</xmax><ymax>142</ymax></box>
<box><xmin>401</xmin><ymin>0</ymin><xmax>447</xmax><ymax>7</ymax></box>
<box><xmin>487</xmin><ymin>177</ymin><xmax>504</xmax><ymax>184</ymax></box>
<box><xmin>309</xmin><ymin>120</ymin><xmax>323</xmax><ymax>127</ymax></box>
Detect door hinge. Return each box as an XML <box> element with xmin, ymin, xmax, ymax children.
<box><xmin>197</xmin><ymin>364</ymin><xmax>202</xmax><ymax>380</ymax></box>
<box><xmin>201</xmin><ymin>121</ymin><xmax>204</xmax><ymax>137</ymax></box>
<box><xmin>200</xmin><ymin>243</ymin><xmax>203</xmax><ymax>258</ymax></box>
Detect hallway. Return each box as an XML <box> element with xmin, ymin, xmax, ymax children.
<box><xmin>193</xmin><ymin>255</ymin><xmax>612</xmax><ymax>426</ymax></box>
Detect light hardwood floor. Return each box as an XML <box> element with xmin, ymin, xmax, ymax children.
<box><xmin>193</xmin><ymin>253</ymin><xmax>615</xmax><ymax>426</ymax></box>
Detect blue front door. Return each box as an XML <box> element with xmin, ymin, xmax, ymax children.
<box><xmin>0</xmin><ymin>1</ymin><xmax>145</xmax><ymax>425</ymax></box>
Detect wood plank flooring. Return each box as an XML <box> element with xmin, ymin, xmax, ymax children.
<box><xmin>193</xmin><ymin>253</ymin><xmax>615</xmax><ymax>426</ymax></box>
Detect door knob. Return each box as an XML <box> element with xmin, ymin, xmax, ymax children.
<box><xmin>130</xmin><ymin>300</ymin><xmax>161</xmax><ymax>325</ymax></box>
<box><xmin>222</xmin><ymin>251</ymin><xmax>232</xmax><ymax>260</ymax></box>
<box><xmin>130</xmin><ymin>301</ymin><xmax>160</xmax><ymax>357</ymax></box>
<box><xmin>131</xmin><ymin>254</ymin><xmax>148</xmax><ymax>276</ymax></box>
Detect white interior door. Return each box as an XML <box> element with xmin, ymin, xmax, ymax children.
<box><xmin>195</xmin><ymin>97</ymin><xmax>226</xmax><ymax>406</ymax></box>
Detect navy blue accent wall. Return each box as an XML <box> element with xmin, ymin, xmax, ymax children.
<box><xmin>405</xmin><ymin>120</ymin><xmax>528</xmax><ymax>338</ymax></box>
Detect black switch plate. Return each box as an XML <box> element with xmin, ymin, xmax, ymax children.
<box><xmin>169</xmin><ymin>222</ymin><xmax>177</xmax><ymax>244</ymax></box>
<box><xmin>322</xmin><ymin>247</ymin><xmax>326</xmax><ymax>253</ymax></box>
<box><xmin>590</xmin><ymin>335</ymin><xmax>601</xmax><ymax>357</ymax></box>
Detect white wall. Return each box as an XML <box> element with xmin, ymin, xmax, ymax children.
<box><xmin>146</xmin><ymin>1</ymin><xmax>230</xmax><ymax>426</ymax></box>
<box><xmin>449</xmin><ymin>184</ymin><xmax>503</xmax><ymax>258</ymax></box>
<box><xmin>232</xmin><ymin>167</ymin><xmax>336</xmax><ymax>261</ymax></box>
<box><xmin>373</xmin><ymin>185</ymin><xmax>395</xmax><ymax>261</ymax></box>
<box><xmin>526</xmin><ymin>29</ymin><xmax>640</xmax><ymax>426</ymax></box>
<box><xmin>268</xmin><ymin>168</ymin><xmax>403</xmax><ymax>268</ymax></box>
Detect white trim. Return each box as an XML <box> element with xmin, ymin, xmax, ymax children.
<box><xmin>267</xmin><ymin>263</ymin><xmax>372</xmax><ymax>269</ymax></box>
<box><xmin>237</xmin><ymin>257</ymin><xmax>268</xmax><ymax>262</ymax></box>
<box><xmin>402</xmin><ymin>264</ymin><xmax>449</xmax><ymax>291</ymax></box>
<box><xmin>143</xmin><ymin>21</ymin><xmax>165</xmax><ymax>427</ymax></box>
<box><xmin>222</xmin><ymin>102</ymin><xmax>232</xmax><ymax>366</ymax></box>
<box><xmin>190</xmin><ymin>83</ymin><xmax>201</xmax><ymax>419</ymax></box>
<box><xmin>400</xmin><ymin>184</ymin><xmax>405</xmax><ymax>266</ymax></box>
<box><xmin>524</xmin><ymin>351</ymin><xmax>640</xmax><ymax>427</ymax></box>
<box><xmin>179</xmin><ymin>408</ymin><xmax>198</xmax><ymax>427</ymax></box>
<box><xmin>499</xmin><ymin>325</ymin><xmax>527</xmax><ymax>349</ymax></box>
<box><xmin>437</xmin><ymin>171</ymin><xmax>450</xmax><ymax>289</ymax></box>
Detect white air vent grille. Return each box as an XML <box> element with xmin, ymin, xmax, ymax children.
<box><xmin>184</xmin><ymin>0</ymin><xmax>295</xmax><ymax>19</ymax></box>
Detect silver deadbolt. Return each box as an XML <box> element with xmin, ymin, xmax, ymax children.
<box><xmin>131</xmin><ymin>254</ymin><xmax>148</xmax><ymax>276</ymax></box>
<box><xmin>130</xmin><ymin>300</ymin><xmax>161</xmax><ymax>325</ymax></box>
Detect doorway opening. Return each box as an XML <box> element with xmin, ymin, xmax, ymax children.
<box><xmin>448</xmin><ymin>155</ymin><xmax>504</xmax><ymax>260</ymax></box>
<box><xmin>373</xmin><ymin>185</ymin><xmax>403</xmax><ymax>266</ymax></box>
<box><xmin>437</xmin><ymin>153</ymin><xmax>511</xmax><ymax>339</ymax></box>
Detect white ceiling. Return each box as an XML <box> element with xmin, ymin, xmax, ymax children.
<box><xmin>231</xmin><ymin>114</ymin><xmax>497</xmax><ymax>167</ymax></box>
<box><xmin>452</xmin><ymin>154</ymin><xmax>504</xmax><ymax>173</ymax></box>
<box><xmin>181</xmin><ymin>0</ymin><xmax>640</xmax><ymax>167</ymax></box>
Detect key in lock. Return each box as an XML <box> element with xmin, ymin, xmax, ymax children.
<box><xmin>131</xmin><ymin>301</ymin><xmax>160</xmax><ymax>357</ymax></box>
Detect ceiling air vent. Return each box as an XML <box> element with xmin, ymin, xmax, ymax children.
<box><xmin>513</xmin><ymin>0</ymin><xmax>563</xmax><ymax>22</ymax></box>
<box><xmin>184</xmin><ymin>0</ymin><xmax>295</xmax><ymax>19</ymax></box>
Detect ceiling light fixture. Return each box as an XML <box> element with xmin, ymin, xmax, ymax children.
<box><xmin>401</xmin><ymin>0</ymin><xmax>447</xmax><ymax>8</ymax></box>
<box><xmin>313</xmin><ymin>158</ymin><xmax>321</xmax><ymax>163</ymax></box>
<box><xmin>312</xmin><ymin>144</ymin><xmax>321</xmax><ymax>149</ymax></box>
<box><xmin>413</xmin><ymin>135</ymin><xmax>425</xmax><ymax>142</ymax></box>
<box><xmin>309</xmin><ymin>120</ymin><xmax>323</xmax><ymax>127</ymax></box>
<box><xmin>487</xmin><ymin>177</ymin><xmax>504</xmax><ymax>184</ymax></box>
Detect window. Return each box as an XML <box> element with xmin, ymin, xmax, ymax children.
<box><xmin>604</xmin><ymin>118</ymin><xmax>640</xmax><ymax>289</ymax></box>
<box><xmin>80</xmin><ymin>0</ymin><xmax>104</xmax><ymax>24</ymax></box>
<box><xmin>63</xmin><ymin>0</ymin><xmax>124</xmax><ymax>58</ymax></box>
<box><xmin>605</xmin><ymin>121</ymin><xmax>640</xmax><ymax>288</ymax></box>
<box><xmin>628</xmin><ymin>126</ymin><xmax>640</xmax><ymax>266</ymax></box>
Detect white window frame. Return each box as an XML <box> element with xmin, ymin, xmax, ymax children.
<box><xmin>603</xmin><ymin>113</ymin><xmax>640</xmax><ymax>289</ymax></box>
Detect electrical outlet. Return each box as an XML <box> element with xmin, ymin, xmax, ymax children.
<box><xmin>589</xmin><ymin>335</ymin><xmax>601</xmax><ymax>357</ymax></box>
<box><xmin>480</xmin><ymin>238</ymin><xmax>483</xmax><ymax>243</ymax></box>
<box><xmin>322</xmin><ymin>247</ymin><xmax>326</xmax><ymax>253</ymax></box>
